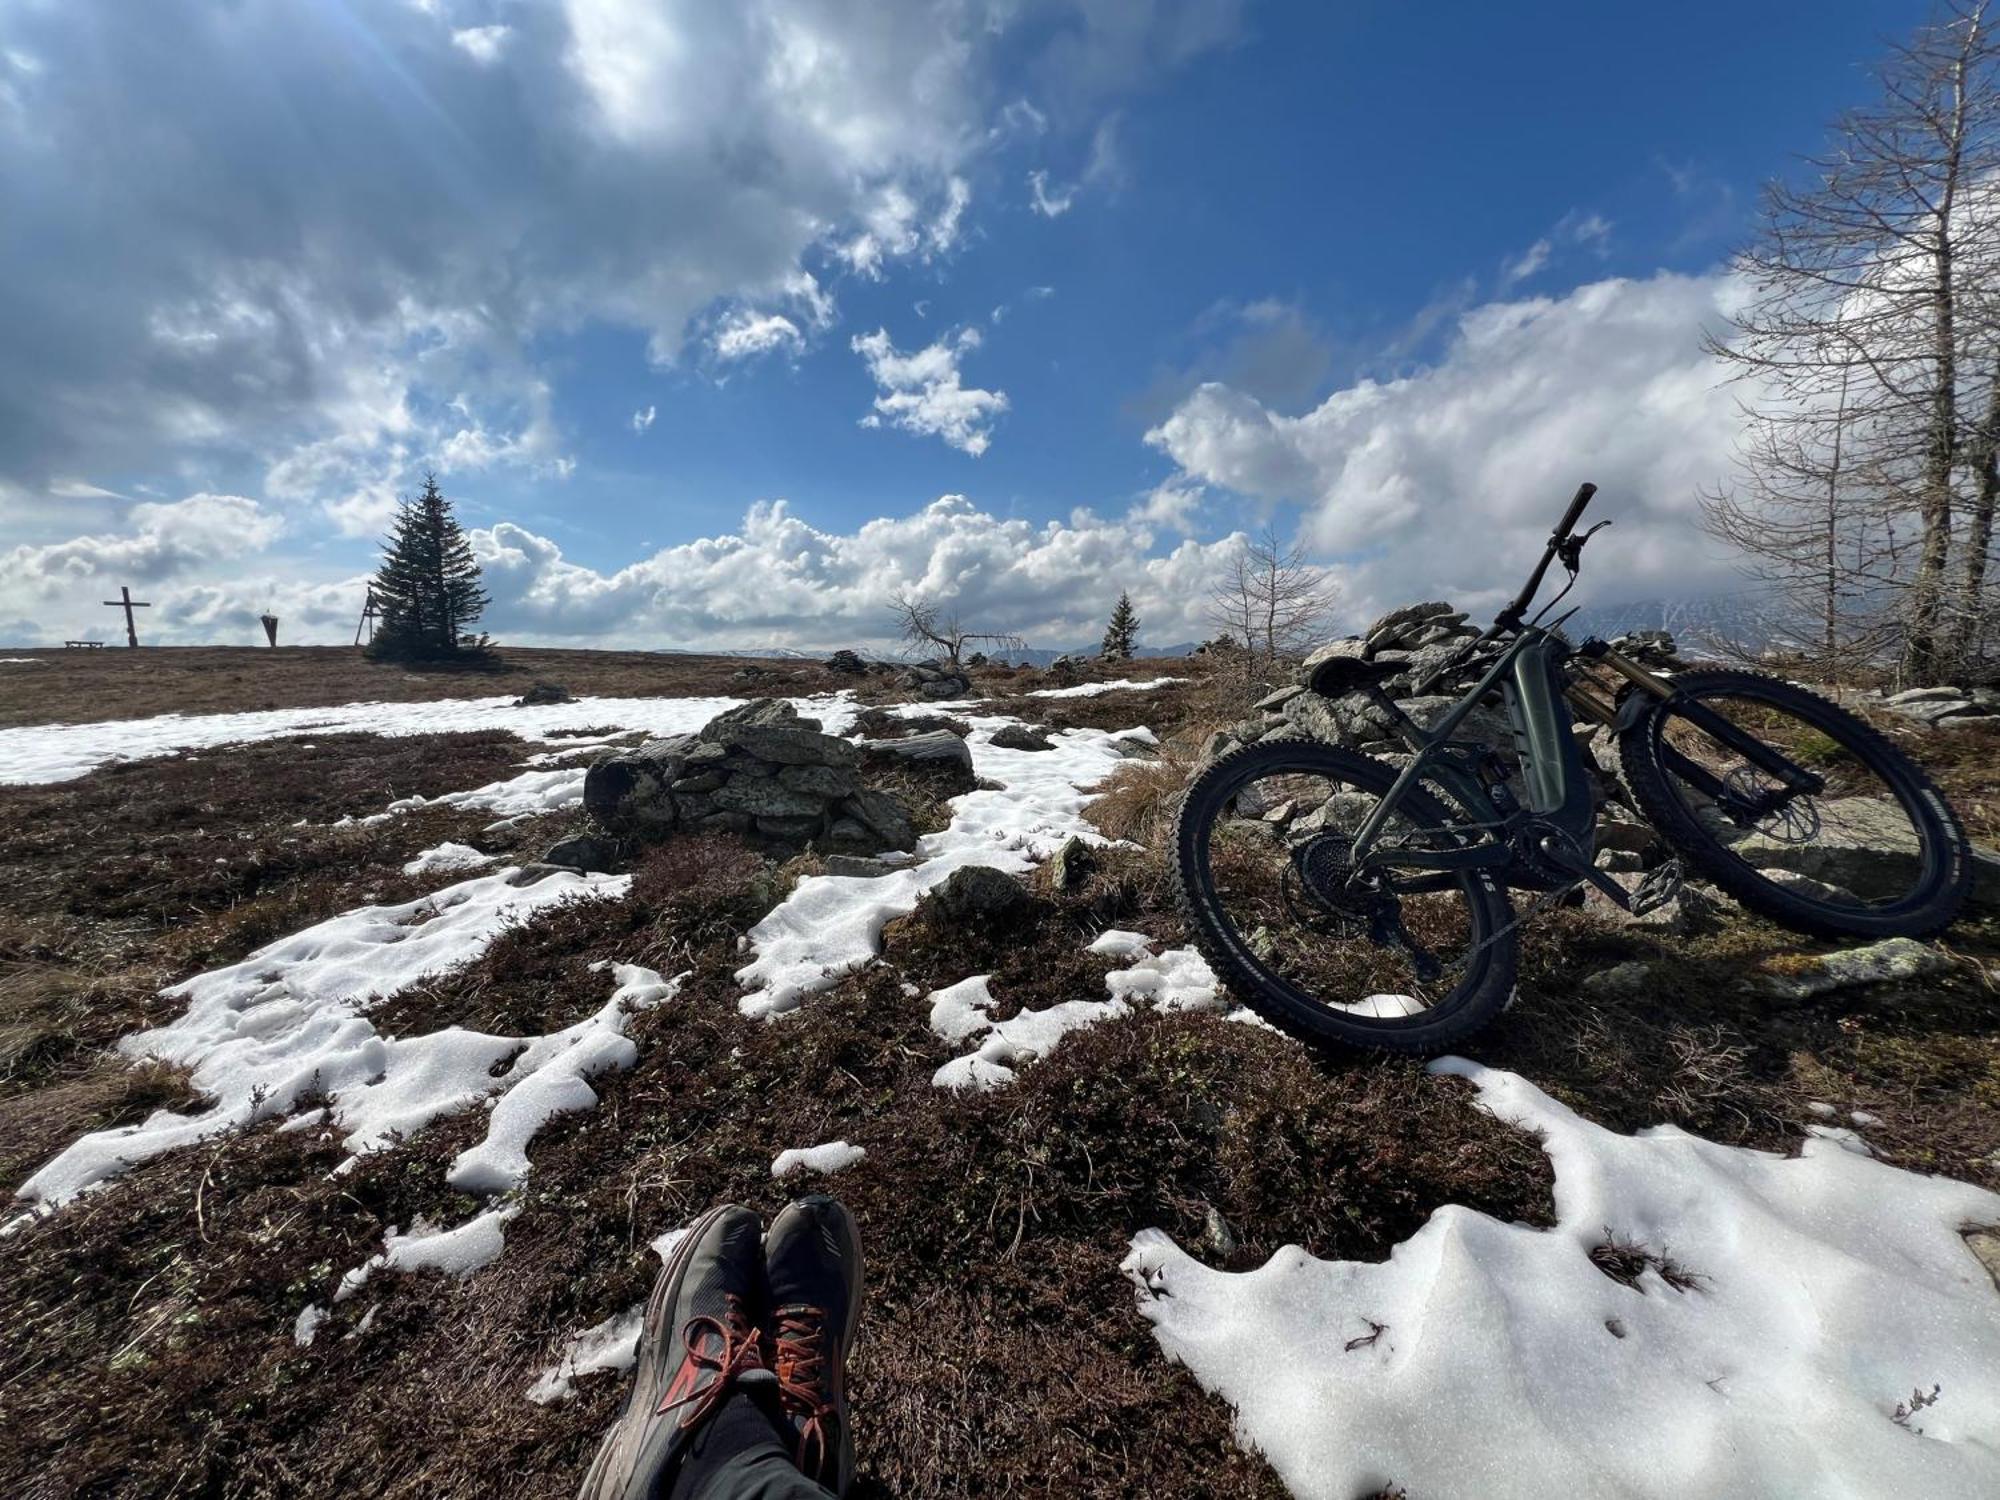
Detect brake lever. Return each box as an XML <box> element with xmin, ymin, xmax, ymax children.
<box><xmin>1555</xmin><ymin>519</ymin><xmax>1612</xmax><ymax>572</ymax></box>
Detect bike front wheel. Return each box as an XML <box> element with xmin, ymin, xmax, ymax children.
<box><xmin>1171</xmin><ymin>739</ymin><xmax>1518</xmax><ymax>1054</ymax></box>
<box><xmin>1617</xmin><ymin>668</ymin><xmax>1972</xmax><ymax>939</ymax></box>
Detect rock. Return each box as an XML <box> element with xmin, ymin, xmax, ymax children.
<box><xmin>1049</xmin><ymin>835</ymin><xmax>1095</xmax><ymax>892</ymax></box>
<box><xmin>1300</xmin><ymin>638</ymin><xmax>1372</xmax><ymax>675</ymax></box>
<box><xmin>825</xmin><ymin>649</ymin><xmax>868</xmax><ymax>674</ymax></box>
<box><xmin>699</xmin><ymin>698</ymin><xmax>813</xmax><ymax>739</ymax></box>
<box><xmin>1758</xmin><ymin>937</ymin><xmax>1951</xmax><ymax>1000</ymax></box>
<box><xmin>1760</xmin><ymin>868</ymin><xmax>1859</xmax><ymax>904</ymax></box>
<box><xmin>1729</xmin><ymin>796</ymin><xmax>2000</xmax><ymax>911</ymax></box>
<box><xmin>716</xmin><ymin>778</ymin><xmax>825</xmax><ymax>820</ymax></box>
<box><xmin>1365</xmin><ymin>601</ymin><xmax>1453</xmax><ymax>641</ymax></box>
<box><xmin>777</xmin><ymin>763</ymin><xmax>861</xmax><ymax>799</ymax></box>
<box><xmin>1594</xmin><ymin>810</ymin><xmax>1657</xmax><ymax>855</ymax></box>
<box><xmin>670</xmin><ymin>770</ymin><xmax>727</xmax><ymax>794</ymax></box>
<box><xmin>823</xmin><ymin>817</ymin><xmax>872</xmax><ymax>847</ymax></box>
<box><xmin>1594</xmin><ymin>849</ymin><xmax>1643</xmax><ymax>873</ymax></box>
<box><xmin>924</xmin><ymin>864</ymin><xmax>1031</xmax><ymax>923</ymax></box>
<box><xmin>989</xmin><ymin>724</ymin><xmax>1054</xmax><ymax>752</ymax></box>
<box><xmin>584</xmin><ymin>745</ymin><xmax>686</xmax><ymax>835</ymax></box>
<box><xmin>514</xmin><ymin>680</ymin><xmax>574</xmax><ymax>707</ymax></box>
<box><xmin>842</xmin><ymin>789</ymin><xmax>917</xmax><ymax>851</ymax></box>
<box><xmin>696</xmin><ymin>811</ymin><xmax>754</xmax><ymax>835</ymax></box>
<box><xmin>1889</xmin><ymin>698</ymin><xmax>1976</xmax><ymax>724</ymax></box>
<box><xmin>1587</xmin><ymin>875</ymin><xmax>1717</xmax><ymax>936</ymax></box>
<box><xmin>1582</xmin><ymin>959</ymin><xmax>1656</xmax><ymax>1001</ymax></box>
<box><xmin>505</xmin><ymin>862</ymin><xmax>568</xmax><ymax>887</ymax></box>
<box><xmin>1278</xmin><ymin>692</ymin><xmax>1349</xmax><ymax>746</ymax></box>
<box><xmin>1965</xmin><ymin>1228</ymin><xmax>2000</xmax><ymax>1292</ymax></box>
<box><xmin>542</xmin><ymin>834</ymin><xmax>622</xmax><ymax>873</ymax></box>
<box><xmin>1885</xmin><ymin>685</ymin><xmax>1970</xmax><ymax>705</ymax></box>
<box><xmin>862</xmin><ymin>729</ymin><xmax>973</xmax><ymax>772</ymax></box>
<box><xmin>718</xmin><ymin>724</ymin><xmax>860</xmax><ymax>767</ymax></box>
<box><xmin>756</xmin><ymin>813</ymin><xmax>824</xmax><ymax>840</ymax></box>
<box><xmin>1256</xmin><ymin>685</ymin><xmax>1306</xmax><ymax>711</ymax></box>
<box><xmin>822</xmin><ymin>854</ymin><xmax>894</xmax><ymax>878</ymax></box>
<box><xmin>918</xmin><ymin>676</ymin><xmax>971</xmax><ymax>699</ymax></box>
<box><xmin>1201</xmin><ymin>1203</ymin><xmax>1238</xmax><ymax>1258</ymax></box>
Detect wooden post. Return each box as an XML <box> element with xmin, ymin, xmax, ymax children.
<box><xmin>101</xmin><ymin>586</ymin><xmax>152</xmax><ymax>647</ymax></box>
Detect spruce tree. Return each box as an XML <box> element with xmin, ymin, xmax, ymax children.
<box><xmin>367</xmin><ymin>472</ymin><xmax>489</xmax><ymax>661</ymax></box>
<box><xmin>1101</xmin><ymin>590</ymin><xmax>1140</xmax><ymax>659</ymax></box>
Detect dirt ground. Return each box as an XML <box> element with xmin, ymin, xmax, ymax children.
<box><xmin>1</xmin><ymin>654</ymin><xmax>1996</xmax><ymax>1499</ymax></box>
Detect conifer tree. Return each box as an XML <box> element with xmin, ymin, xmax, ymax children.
<box><xmin>1102</xmin><ymin>590</ymin><xmax>1140</xmax><ymax>659</ymax></box>
<box><xmin>367</xmin><ymin>472</ymin><xmax>489</xmax><ymax>661</ymax></box>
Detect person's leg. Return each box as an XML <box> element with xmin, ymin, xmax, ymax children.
<box><xmin>665</xmin><ymin>1381</ymin><xmax>835</xmax><ymax>1500</ymax></box>
<box><xmin>762</xmin><ymin>1196</ymin><xmax>865</xmax><ymax>1499</ymax></box>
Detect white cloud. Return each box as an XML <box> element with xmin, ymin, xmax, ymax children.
<box><xmin>1028</xmin><ymin>170</ymin><xmax>1077</xmax><ymax>218</ymax></box>
<box><xmin>852</xmin><ymin>327</ymin><xmax>1009</xmax><ymax>456</ymax></box>
<box><xmin>1503</xmin><ymin>210</ymin><xmax>1614</xmax><ymax>286</ymax></box>
<box><xmin>631</xmin><ymin>405</ymin><xmax>656</xmax><ymax>434</ymax></box>
<box><xmin>711</xmin><ymin>312</ymin><xmax>804</xmax><ymax>363</ymax></box>
<box><xmin>1027</xmin><ymin>115</ymin><xmax>1121</xmax><ymax>217</ymax></box>
<box><xmin>0</xmin><ymin>494</ymin><xmax>286</xmax><ymax>622</ymax></box>
<box><xmin>450</xmin><ymin>24</ymin><xmax>511</xmax><ymax>64</ymax></box>
<box><xmin>1147</xmin><ymin>270</ymin><xmax>1752</xmax><ymax>621</ymax></box>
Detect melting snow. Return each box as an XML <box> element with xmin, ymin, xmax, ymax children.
<box><xmin>526</xmin><ymin>1224</ymin><xmax>692</xmax><ymax>1403</ymax></box>
<box><xmin>931</xmin><ymin>932</ymin><xmax>1228</xmax><ymax>1091</ymax></box>
<box><xmin>736</xmin><ymin>717</ymin><xmax>1148</xmax><ymax>1017</ymax></box>
<box><xmin>0</xmin><ymin>691</ymin><xmax>859</xmax><ymax>786</ymax></box>
<box><xmin>1025</xmin><ymin>675</ymin><xmax>1187</xmax><ymax>699</ymax></box>
<box><xmin>336</xmin><ymin>1203</ymin><xmax>521</xmax><ymax>1302</ymax></box>
<box><xmin>771</xmin><ymin>1140</ymin><xmax>868</xmax><ymax>1178</ymax></box>
<box><xmin>8</xmin><ymin>868</ymin><xmax>631</xmax><ymax>1224</ymax></box>
<box><xmin>1124</xmin><ymin>1057</ymin><xmax>2000</xmax><ymax>1500</ymax></box>
<box><xmin>401</xmin><ymin>841</ymin><xmax>495</xmax><ymax>877</ymax></box>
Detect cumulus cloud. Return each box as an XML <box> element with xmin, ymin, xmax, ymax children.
<box><xmin>712</xmin><ymin>312</ymin><xmax>805</xmax><ymax>363</ymax></box>
<box><xmin>0</xmin><ymin>2</ymin><xmax>1233</xmax><ymax>522</ymax></box>
<box><xmin>853</xmin><ymin>327</ymin><xmax>1009</xmax><ymax>456</ymax></box>
<box><xmin>1147</xmin><ymin>270</ymin><xmax>1752</xmax><ymax>620</ymax></box>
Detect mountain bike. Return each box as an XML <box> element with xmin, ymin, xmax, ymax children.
<box><xmin>1172</xmin><ymin>483</ymin><xmax>1974</xmax><ymax>1054</ymax></box>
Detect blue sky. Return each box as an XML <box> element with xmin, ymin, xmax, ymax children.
<box><xmin>0</xmin><ymin>1</ymin><xmax>1936</xmax><ymax>649</ymax></box>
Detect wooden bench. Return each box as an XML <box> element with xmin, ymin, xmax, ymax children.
<box><xmin>62</xmin><ymin>640</ymin><xmax>105</xmax><ymax>649</ymax></box>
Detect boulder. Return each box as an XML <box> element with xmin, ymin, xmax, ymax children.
<box><xmin>924</xmin><ymin>864</ymin><xmax>1031</xmax><ymax>923</ymax></box>
<box><xmin>825</xmin><ymin>649</ymin><xmax>868</xmax><ymax>674</ymax></box>
<box><xmin>1048</xmin><ymin>835</ymin><xmax>1096</xmax><ymax>892</ymax></box>
<box><xmin>918</xmin><ymin>675</ymin><xmax>971</xmax><ymax>699</ymax></box>
<box><xmin>777</xmin><ymin>763</ymin><xmax>860</xmax><ymax>799</ymax></box>
<box><xmin>718</xmin><ymin>724</ymin><xmax>860</xmax><ymax>767</ymax></box>
<box><xmin>1727</xmin><ymin>795</ymin><xmax>2000</xmax><ymax>910</ymax></box>
<box><xmin>842</xmin><ymin>789</ymin><xmax>917</xmax><ymax>851</ymax></box>
<box><xmin>542</xmin><ymin>833</ymin><xmax>622</xmax><ymax>874</ymax></box>
<box><xmin>1758</xmin><ymin>937</ymin><xmax>1951</xmax><ymax>1000</ymax></box>
<box><xmin>989</xmin><ymin>724</ymin><xmax>1054</xmax><ymax>752</ymax></box>
<box><xmin>715</xmin><ymin>779</ymin><xmax>825</xmax><ymax>819</ymax></box>
<box><xmin>514</xmin><ymin>680</ymin><xmax>574</xmax><ymax>707</ymax></box>
<box><xmin>699</xmin><ymin>697</ymin><xmax>820</xmax><ymax>739</ymax></box>
<box><xmin>862</xmin><ymin>729</ymin><xmax>973</xmax><ymax>772</ymax></box>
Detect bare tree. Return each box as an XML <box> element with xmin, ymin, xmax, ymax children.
<box><xmin>1704</xmin><ymin>0</ymin><xmax>2000</xmax><ymax>684</ymax></box>
<box><xmin>886</xmin><ymin>592</ymin><xmax>1024</xmax><ymax>670</ymax></box>
<box><xmin>1204</xmin><ymin>522</ymin><xmax>1339</xmax><ymax>680</ymax></box>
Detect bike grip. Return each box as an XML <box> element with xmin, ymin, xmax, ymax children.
<box><xmin>1555</xmin><ymin>482</ymin><xmax>1597</xmax><ymax>537</ymax></box>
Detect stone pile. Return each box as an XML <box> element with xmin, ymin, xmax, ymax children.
<box><xmin>581</xmin><ymin>698</ymin><xmax>915</xmax><ymax>853</ymax></box>
<box><xmin>514</xmin><ymin>680</ymin><xmax>574</xmax><ymax>706</ymax></box>
<box><xmin>1872</xmin><ymin>684</ymin><xmax>2000</xmax><ymax>729</ymax></box>
<box><xmin>825</xmin><ymin>649</ymin><xmax>867</xmax><ymax>675</ymax></box>
<box><xmin>1607</xmin><ymin>629</ymin><xmax>1680</xmax><ymax>669</ymax></box>
<box><xmin>900</xmin><ymin>659</ymin><xmax>971</xmax><ymax>699</ymax></box>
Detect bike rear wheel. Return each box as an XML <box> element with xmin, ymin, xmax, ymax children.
<box><xmin>1171</xmin><ymin>739</ymin><xmax>1518</xmax><ymax>1054</ymax></box>
<box><xmin>1617</xmin><ymin>668</ymin><xmax>1971</xmax><ymax>939</ymax></box>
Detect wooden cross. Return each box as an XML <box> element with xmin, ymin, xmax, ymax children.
<box><xmin>102</xmin><ymin>585</ymin><xmax>151</xmax><ymax>647</ymax></box>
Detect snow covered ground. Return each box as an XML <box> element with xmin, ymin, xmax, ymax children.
<box><xmin>0</xmin><ymin>691</ymin><xmax>860</xmax><ymax>785</ymax></box>
<box><xmin>1026</xmin><ymin>675</ymin><xmax>1186</xmax><ymax>698</ymax></box>
<box><xmin>1126</xmin><ymin>1058</ymin><xmax>2000</xmax><ymax>1500</ymax></box>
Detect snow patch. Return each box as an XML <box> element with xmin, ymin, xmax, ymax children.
<box><xmin>9</xmin><ymin>869</ymin><xmax>629</xmax><ymax>1220</ymax></box>
<box><xmin>0</xmin><ymin>691</ymin><xmax>858</xmax><ymax>786</ymax></box>
<box><xmin>1124</xmin><ymin>1056</ymin><xmax>2000</xmax><ymax>1500</ymax></box>
<box><xmin>1026</xmin><ymin>675</ymin><xmax>1186</xmax><ymax>699</ymax></box>
<box><xmin>526</xmin><ymin>1222</ymin><xmax>694</xmax><ymax>1404</ymax></box>
<box><xmin>771</xmin><ymin>1141</ymin><xmax>868</xmax><ymax>1179</ymax></box>
<box><xmin>401</xmin><ymin>841</ymin><xmax>496</xmax><ymax>877</ymax></box>
<box><xmin>336</xmin><ymin>1203</ymin><xmax>520</xmax><ymax>1302</ymax></box>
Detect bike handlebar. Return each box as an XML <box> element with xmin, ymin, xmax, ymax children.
<box><xmin>1553</xmin><ymin>481</ymin><xmax>1597</xmax><ymax>540</ymax></box>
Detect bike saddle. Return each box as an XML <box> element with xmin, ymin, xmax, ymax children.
<box><xmin>1307</xmin><ymin>653</ymin><xmax>1405</xmax><ymax>698</ymax></box>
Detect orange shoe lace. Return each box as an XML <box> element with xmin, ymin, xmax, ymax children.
<box><xmin>772</xmin><ymin>1304</ymin><xmax>836</xmax><ymax>1476</ymax></box>
<box><xmin>656</xmin><ymin>1294</ymin><xmax>765</xmax><ymax>1430</ymax></box>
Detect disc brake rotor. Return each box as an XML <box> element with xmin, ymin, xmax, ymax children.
<box><xmin>1722</xmin><ymin>764</ymin><xmax>1822</xmax><ymax>844</ymax></box>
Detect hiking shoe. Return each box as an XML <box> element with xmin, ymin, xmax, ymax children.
<box><xmin>579</xmin><ymin>1204</ymin><xmax>768</xmax><ymax>1500</ymax></box>
<box><xmin>763</xmin><ymin>1195</ymin><xmax>865</xmax><ymax>1497</ymax></box>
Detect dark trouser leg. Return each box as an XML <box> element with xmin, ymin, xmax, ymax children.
<box><xmin>662</xmin><ymin>1386</ymin><xmax>835</xmax><ymax>1500</ymax></box>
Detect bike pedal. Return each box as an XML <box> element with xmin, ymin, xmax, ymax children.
<box><xmin>1629</xmin><ymin>858</ymin><xmax>1686</xmax><ymax>916</ymax></box>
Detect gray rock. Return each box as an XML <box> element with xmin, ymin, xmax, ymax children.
<box><xmin>514</xmin><ymin>680</ymin><xmax>574</xmax><ymax>707</ymax></box>
<box><xmin>1594</xmin><ymin>811</ymin><xmax>1657</xmax><ymax>855</ymax></box>
<box><xmin>1890</xmin><ymin>698</ymin><xmax>1976</xmax><ymax>724</ymax></box>
<box><xmin>1201</xmin><ymin>1203</ymin><xmax>1238</xmax><ymax>1258</ymax></box>
<box><xmin>822</xmin><ymin>854</ymin><xmax>894</xmax><ymax>878</ymax></box>
<box><xmin>699</xmin><ymin>698</ymin><xmax>812</xmax><ymax>741</ymax></box>
<box><xmin>718</xmin><ymin>724</ymin><xmax>860</xmax><ymax>767</ymax></box>
<box><xmin>1365</xmin><ymin>601</ymin><xmax>1453</xmax><ymax>639</ymax></box>
<box><xmin>1587</xmin><ymin>875</ymin><xmax>1717</xmax><ymax>936</ymax></box>
<box><xmin>1729</xmin><ymin>795</ymin><xmax>2000</xmax><ymax>911</ymax></box>
<box><xmin>1582</xmin><ymin>959</ymin><xmax>1657</xmax><ymax>1001</ymax></box>
<box><xmin>925</xmin><ymin>864</ymin><xmax>1031</xmax><ymax>923</ymax></box>
<box><xmin>842</xmin><ymin>789</ymin><xmax>917</xmax><ymax>851</ymax></box>
<box><xmin>684</xmin><ymin>741</ymin><xmax>728</xmax><ymax>765</ymax></box>
<box><xmin>863</xmin><ymin>729</ymin><xmax>973</xmax><ymax>771</ymax></box>
<box><xmin>989</xmin><ymin>724</ymin><xmax>1054</xmax><ymax>752</ymax></box>
<box><xmin>778</xmin><ymin>763</ymin><xmax>861</xmax><ymax>798</ymax></box>
<box><xmin>543</xmin><ymin>834</ymin><xmax>622</xmax><ymax>873</ymax></box>
<box><xmin>1594</xmin><ymin>849</ymin><xmax>1643</xmax><ymax>873</ymax></box>
<box><xmin>695</xmin><ymin>811</ymin><xmax>754</xmax><ymax>835</ymax></box>
<box><xmin>825</xmin><ymin>649</ymin><xmax>868</xmax><ymax>674</ymax></box>
<box><xmin>1049</xmin><ymin>835</ymin><xmax>1096</xmax><ymax>892</ymax></box>
<box><xmin>1300</xmin><ymin>638</ymin><xmax>1372</xmax><ymax>675</ymax></box>
<box><xmin>756</xmin><ymin>813</ymin><xmax>825</xmax><ymax>840</ymax></box>
<box><xmin>670</xmin><ymin>770</ymin><xmax>727</xmax><ymax>794</ymax></box>
<box><xmin>1279</xmin><ymin>692</ymin><xmax>1349</xmax><ymax>746</ymax></box>
<box><xmin>823</xmin><ymin>816</ymin><xmax>873</xmax><ymax>848</ymax></box>
<box><xmin>919</xmin><ymin>676</ymin><xmax>971</xmax><ymax>699</ymax></box>
<box><xmin>1759</xmin><ymin>937</ymin><xmax>1951</xmax><ymax>1000</ymax></box>
<box><xmin>1255</xmin><ymin>685</ymin><xmax>1306</xmax><ymax>711</ymax></box>
<box><xmin>716</xmin><ymin>778</ymin><xmax>826</xmax><ymax>819</ymax></box>
<box><xmin>1885</xmin><ymin>685</ymin><xmax>1970</xmax><ymax>705</ymax></box>
<box><xmin>583</xmin><ymin>750</ymin><xmax>683</xmax><ymax>836</ymax></box>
